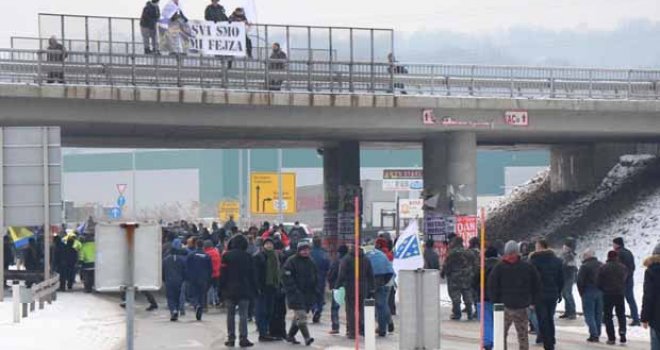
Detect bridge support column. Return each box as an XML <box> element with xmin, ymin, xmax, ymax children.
<box><xmin>323</xmin><ymin>141</ymin><xmax>361</xmax><ymax>252</ymax></box>
<box><xmin>423</xmin><ymin>132</ymin><xmax>477</xmax><ymax>229</ymax></box>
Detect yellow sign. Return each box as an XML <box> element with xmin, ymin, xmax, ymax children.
<box><xmin>218</xmin><ymin>201</ymin><xmax>241</xmax><ymax>222</ymax></box>
<box><xmin>250</xmin><ymin>172</ymin><xmax>296</xmax><ymax>214</ymax></box>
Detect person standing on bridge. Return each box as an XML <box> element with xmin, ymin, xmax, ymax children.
<box><xmin>228</xmin><ymin>7</ymin><xmax>253</xmax><ymax>59</ymax></box>
<box><xmin>204</xmin><ymin>0</ymin><xmax>228</xmax><ymax>22</ymax></box>
<box><xmin>641</xmin><ymin>243</ymin><xmax>660</xmax><ymax>350</ymax></box>
<box><xmin>162</xmin><ymin>0</ymin><xmax>189</xmax><ymax>54</ymax></box>
<box><xmin>139</xmin><ymin>0</ymin><xmax>161</xmax><ymax>54</ymax></box>
<box><xmin>46</xmin><ymin>36</ymin><xmax>67</xmax><ymax>84</ymax></box>
<box><xmin>488</xmin><ymin>240</ymin><xmax>542</xmax><ymax>350</ymax></box>
<box><xmin>268</xmin><ymin>43</ymin><xmax>287</xmax><ymax>91</ymax></box>
<box><xmin>613</xmin><ymin>237</ymin><xmax>641</xmax><ymax>326</ymax></box>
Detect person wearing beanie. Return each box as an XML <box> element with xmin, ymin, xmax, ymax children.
<box><xmin>577</xmin><ymin>248</ymin><xmax>604</xmax><ymax>342</ymax></box>
<box><xmin>488</xmin><ymin>240</ymin><xmax>542</xmax><ymax>350</ymax></box>
<box><xmin>163</xmin><ymin>238</ymin><xmax>187</xmax><ymax>321</ymax></box>
<box><xmin>424</xmin><ymin>238</ymin><xmax>440</xmax><ymax>270</ymax></box>
<box><xmin>327</xmin><ymin>245</ymin><xmax>349</xmax><ymax>334</ymax></box>
<box><xmin>560</xmin><ymin>238</ymin><xmax>578</xmax><ymax>320</ymax></box>
<box><xmin>253</xmin><ymin>236</ymin><xmax>281</xmax><ymax>342</ymax></box>
<box><xmin>530</xmin><ymin>239</ymin><xmax>564</xmax><ymax>350</ymax></box>
<box><xmin>473</xmin><ymin>245</ymin><xmax>501</xmax><ymax>350</ymax></box>
<box><xmin>441</xmin><ymin>236</ymin><xmax>476</xmax><ymax>321</ymax></box>
<box><xmin>641</xmin><ymin>243</ymin><xmax>660</xmax><ymax>350</ymax></box>
<box><xmin>337</xmin><ymin>245</ymin><xmax>375</xmax><ymax>340</ymax></box>
<box><xmin>282</xmin><ymin>239</ymin><xmax>317</xmax><ymax>346</ymax></box>
<box><xmin>219</xmin><ymin>234</ymin><xmax>256</xmax><ymax>347</ymax></box>
<box><xmin>612</xmin><ymin>237</ymin><xmax>640</xmax><ymax>326</ymax></box>
<box><xmin>598</xmin><ymin>250</ymin><xmax>629</xmax><ymax>345</ymax></box>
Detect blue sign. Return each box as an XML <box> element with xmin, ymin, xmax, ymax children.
<box><xmin>117</xmin><ymin>195</ymin><xmax>126</xmax><ymax>207</ymax></box>
<box><xmin>109</xmin><ymin>207</ymin><xmax>122</xmax><ymax>219</ymax></box>
<box><xmin>410</xmin><ymin>180</ymin><xmax>424</xmax><ymax>190</ymax></box>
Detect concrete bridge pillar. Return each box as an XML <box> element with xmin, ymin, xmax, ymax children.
<box><xmin>323</xmin><ymin>141</ymin><xmax>361</xmax><ymax>252</ymax></box>
<box><xmin>423</xmin><ymin>132</ymin><xmax>477</xmax><ymax>219</ymax></box>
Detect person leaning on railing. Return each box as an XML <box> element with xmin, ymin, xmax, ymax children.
<box><xmin>204</xmin><ymin>0</ymin><xmax>228</xmax><ymax>23</ymax></box>
<box><xmin>140</xmin><ymin>0</ymin><xmax>161</xmax><ymax>55</ymax></box>
<box><xmin>387</xmin><ymin>53</ymin><xmax>408</xmax><ymax>94</ymax></box>
<box><xmin>46</xmin><ymin>36</ymin><xmax>68</xmax><ymax>84</ymax></box>
<box><xmin>228</xmin><ymin>7</ymin><xmax>252</xmax><ymax>59</ymax></box>
<box><xmin>162</xmin><ymin>0</ymin><xmax>189</xmax><ymax>55</ymax></box>
<box><xmin>268</xmin><ymin>43</ymin><xmax>287</xmax><ymax>91</ymax></box>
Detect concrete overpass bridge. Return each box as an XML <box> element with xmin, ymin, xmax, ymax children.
<box><xmin>2</xmin><ymin>14</ymin><xmax>660</xmax><ymax>238</ymax></box>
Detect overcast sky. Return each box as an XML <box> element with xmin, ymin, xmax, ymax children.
<box><xmin>2</xmin><ymin>0</ymin><xmax>659</xmax><ymax>43</ymax></box>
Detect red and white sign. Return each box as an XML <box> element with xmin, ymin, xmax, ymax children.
<box><xmin>455</xmin><ymin>215</ymin><xmax>478</xmax><ymax>245</ymax></box>
<box><xmin>422</xmin><ymin>109</ymin><xmax>437</xmax><ymax>125</ymax></box>
<box><xmin>116</xmin><ymin>184</ymin><xmax>128</xmax><ymax>195</ymax></box>
<box><xmin>504</xmin><ymin>110</ymin><xmax>529</xmax><ymax>126</ymax></box>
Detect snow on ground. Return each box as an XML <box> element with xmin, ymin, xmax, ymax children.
<box><xmin>0</xmin><ymin>288</ymin><xmax>124</xmax><ymax>350</ymax></box>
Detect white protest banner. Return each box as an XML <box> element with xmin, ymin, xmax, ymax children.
<box><xmin>188</xmin><ymin>21</ymin><xmax>246</xmax><ymax>57</ymax></box>
<box><xmin>399</xmin><ymin>199</ymin><xmax>424</xmax><ymax>219</ymax></box>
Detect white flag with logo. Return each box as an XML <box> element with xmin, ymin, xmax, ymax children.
<box><xmin>393</xmin><ymin>220</ymin><xmax>424</xmax><ymax>275</ymax></box>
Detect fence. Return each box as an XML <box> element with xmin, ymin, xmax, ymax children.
<box><xmin>11</xmin><ymin>273</ymin><xmax>59</xmax><ymax>323</ymax></box>
<box><xmin>37</xmin><ymin>13</ymin><xmax>394</xmax><ymax>63</ymax></box>
<box><xmin>2</xmin><ymin>48</ymin><xmax>660</xmax><ymax>99</ymax></box>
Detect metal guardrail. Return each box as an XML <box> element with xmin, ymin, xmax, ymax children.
<box><xmin>1</xmin><ymin>48</ymin><xmax>660</xmax><ymax>99</ymax></box>
<box><xmin>11</xmin><ymin>273</ymin><xmax>59</xmax><ymax>323</ymax></box>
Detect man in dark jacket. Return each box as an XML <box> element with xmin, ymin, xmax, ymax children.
<box><xmin>366</xmin><ymin>247</ymin><xmax>394</xmax><ymax>337</ymax></box>
<box><xmin>204</xmin><ymin>0</ymin><xmax>228</xmax><ymax>22</ymax></box>
<box><xmin>327</xmin><ymin>245</ymin><xmax>348</xmax><ymax>334</ymax></box>
<box><xmin>441</xmin><ymin>236</ymin><xmax>475</xmax><ymax>320</ymax></box>
<box><xmin>530</xmin><ymin>239</ymin><xmax>564</xmax><ymax>350</ymax></box>
<box><xmin>488</xmin><ymin>240</ymin><xmax>541</xmax><ymax>350</ymax></box>
<box><xmin>59</xmin><ymin>237</ymin><xmax>78</xmax><ymax>291</ymax></box>
<box><xmin>228</xmin><ymin>7</ymin><xmax>253</xmax><ymax>58</ymax></box>
<box><xmin>424</xmin><ymin>238</ymin><xmax>440</xmax><ymax>270</ymax></box>
<box><xmin>268</xmin><ymin>43</ymin><xmax>287</xmax><ymax>91</ymax></box>
<box><xmin>282</xmin><ymin>241</ymin><xmax>317</xmax><ymax>346</ymax></box>
<box><xmin>577</xmin><ymin>249</ymin><xmax>603</xmax><ymax>342</ymax></box>
<box><xmin>4</xmin><ymin>235</ymin><xmax>15</xmax><ymax>286</ymax></box>
<box><xmin>220</xmin><ymin>234</ymin><xmax>257</xmax><ymax>347</ymax></box>
<box><xmin>641</xmin><ymin>243</ymin><xmax>660</xmax><ymax>350</ymax></box>
<box><xmin>46</xmin><ymin>36</ymin><xmax>67</xmax><ymax>83</ymax></box>
<box><xmin>186</xmin><ymin>239</ymin><xmax>212</xmax><ymax>321</ymax></box>
<box><xmin>139</xmin><ymin>0</ymin><xmax>160</xmax><ymax>54</ymax></box>
<box><xmin>560</xmin><ymin>238</ymin><xmax>578</xmax><ymax>320</ymax></box>
<box><xmin>598</xmin><ymin>250</ymin><xmax>629</xmax><ymax>345</ymax></box>
<box><xmin>337</xmin><ymin>245</ymin><xmax>375</xmax><ymax>339</ymax></box>
<box><xmin>163</xmin><ymin>239</ymin><xmax>187</xmax><ymax>321</ymax></box>
<box><xmin>474</xmin><ymin>246</ymin><xmax>500</xmax><ymax>350</ymax></box>
<box><xmin>613</xmin><ymin>237</ymin><xmax>640</xmax><ymax>326</ymax></box>
<box><xmin>310</xmin><ymin>237</ymin><xmax>330</xmax><ymax>323</ymax></box>
<box><xmin>253</xmin><ymin>238</ymin><xmax>281</xmax><ymax>342</ymax></box>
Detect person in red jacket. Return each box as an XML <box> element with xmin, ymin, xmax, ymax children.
<box><xmin>204</xmin><ymin>240</ymin><xmax>222</xmax><ymax>307</ymax></box>
<box><xmin>375</xmin><ymin>238</ymin><xmax>394</xmax><ymax>261</ymax></box>
<box><xmin>261</xmin><ymin>227</ymin><xmax>290</xmax><ymax>248</ymax></box>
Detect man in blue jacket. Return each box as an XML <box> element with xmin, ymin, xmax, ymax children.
<box><xmin>163</xmin><ymin>239</ymin><xmax>187</xmax><ymax>321</ymax></box>
<box><xmin>187</xmin><ymin>239</ymin><xmax>212</xmax><ymax>321</ymax></box>
<box><xmin>310</xmin><ymin>237</ymin><xmax>330</xmax><ymax>324</ymax></box>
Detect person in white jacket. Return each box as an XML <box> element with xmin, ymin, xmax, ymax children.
<box><xmin>161</xmin><ymin>0</ymin><xmax>188</xmax><ymax>54</ymax></box>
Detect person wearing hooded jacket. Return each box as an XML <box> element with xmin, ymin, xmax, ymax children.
<box><xmin>203</xmin><ymin>240</ymin><xmax>221</xmax><ymax>308</ymax></box>
<box><xmin>598</xmin><ymin>250</ymin><xmax>629</xmax><ymax>345</ymax></box>
<box><xmin>488</xmin><ymin>240</ymin><xmax>542</xmax><ymax>350</ymax></box>
<box><xmin>204</xmin><ymin>0</ymin><xmax>228</xmax><ymax>22</ymax></box>
<box><xmin>366</xmin><ymin>246</ymin><xmax>395</xmax><ymax>337</ymax></box>
<box><xmin>163</xmin><ymin>239</ymin><xmax>187</xmax><ymax>321</ymax></box>
<box><xmin>560</xmin><ymin>238</ymin><xmax>578</xmax><ymax>320</ymax></box>
<box><xmin>337</xmin><ymin>245</ymin><xmax>375</xmax><ymax>339</ymax></box>
<box><xmin>139</xmin><ymin>0</ymin><xmax>160</xmax><ymax>54</ymax></box>
<box><xmin>613</xmin><ymin>237</ymin><xmax>641</xmax><ymax>326</ymax></box>
<box><xmin>642</xmin><ymin>243</ymin><xmax>660</xmax><ymax>350</ymax></box>
<box><xmin>220</xmin><ymin>234</ymin><xmax>257</xmax><ymax>347</ymax></box>
<box><xmin>253</xmin><ymin>237</ymin><xmax>281</xmax><ymax>342</ymax></box>
<box><xmin>282</xmin><ymin>241</ymin><xmax>317</xmax><ymax>346</ymax></box>
<box><xmin>529</xmin><ymin>239</ymin><xmax>564</xmax><ymax>350</ymax></box>
<box><xmin>442</xmin><ymin>236</ymin><xmax>475</xmax><ymax>320</ymax></box>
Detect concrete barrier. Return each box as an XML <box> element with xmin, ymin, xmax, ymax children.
<box><xmin>493</xmin><ymin>303</ymin><xmax>505</xmax><ymax>350</ymax></box>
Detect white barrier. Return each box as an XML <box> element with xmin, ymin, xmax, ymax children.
<box><xmin>364</xmin><ymin>299</ymin><xmax>376</xmax><ymax>350</ymax></box>
<box><xmin>493</xmin><ymin>303</ymin><xmax>505</xmax><ymax>350</ymax></box>
<box><xmin>11</xmin><ymin>274</ymin><xmax>59</xmax><ymax>323</ymax></box>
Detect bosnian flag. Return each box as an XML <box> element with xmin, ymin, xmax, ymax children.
<box><xmin>393</xmin><ymin>220</ymin><xmax>424</xmax><ymax>276</ymax></box>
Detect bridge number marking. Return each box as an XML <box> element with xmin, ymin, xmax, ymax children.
<box><xmin>504</xmin><ymin>110</ymin><xmax>529</xmax><ymax>126</ymax></box>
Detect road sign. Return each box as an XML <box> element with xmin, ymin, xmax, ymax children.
<box><xmin>117</xmin><ymin>195</ymin><xmax>126</xmax><ymax>207</ymax></box>
<box><xmin>250</xmin><ymin>172</ymin><xmax>296</xmax><ymax>215</ymax></box>
<box><xmin>109</xmin><ymin>207</ymin><xmax>122</xmax><ymax>219</ymax></box>
<box><xmin>382</xmin><ymin>169</ymin><xmax>423</xmax><ymax>192</ymax></box>
<box><xmin>117</xmin><ymin>184</ymin><xmax>128</xmax><ymax>195</ymax></box>
<box><xmin>218</xmin><ymin>200</ymin><xmax>241</xmax><ymax>222</ymax></box>
<box><xmin>399</xmin><ymin>199</ymin><xmax>424</xmax><ymax>219</ymax></box>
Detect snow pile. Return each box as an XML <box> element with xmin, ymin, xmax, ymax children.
<box><xmin>487</xmin><ymin>169</ymin><xmax>549</xmax><ymax>216</ymax></box>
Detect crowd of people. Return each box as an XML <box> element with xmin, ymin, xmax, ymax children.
<box><xmin>443</xmin><ymin>235</ymin><xmax>660</xmax><ymax>350</ymax></box>
<box><xmin>159</xmin><ymin>219</ymin><xmax>397</xmax><ymax>347</ymax></box>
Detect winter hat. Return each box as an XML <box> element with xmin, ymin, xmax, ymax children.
<box><xmin>607</xmin><ymin>250</ymin><xmax>619</xmax><ymax>261</ymax></box>
<box><xmin>485</xmin><ymin>246</ymin><xmax>499</xmax><ymax>258</ymax></box>
<box><xmin>172</xmin><ymin>238</ymin><xmax>182</xmax><ymax>250</ymax></box>
<box><xmin>613</xmin><ymin>237</ymin><xmax>624</xmax><ymax>247</ymax></box>
<box><xmin>504</xmin><ymin>240</ymin><xmax>519</xmax><ymax>256</ymax></box>
<box><xmin>582</xmin><ymin>248</ymin><xmax>595</xmax><ymax>260</ymax></box>
<box><xmin>297</xmin><ymin>241</ymin><xmax>311</xmax><ymax>252</ymax></box>
<box><xmin>263</xmin><ymin>237</ymin><xmax>274</xmax><ymax>246</ymax></box>
<box><xmin>337</xmin><ymin>245</ymin><xmax>349</xmax><ymax>257</ymax></box>
<box><xmin>203</xmin><ymin>240</ymin><xmax>213</xmax><ymax>249</ymax></box>
<box><xmin>653</xmin><ymin>243</ymin><xmax>660</xmax><ymax>256</ymax></box>
<box><xmin>564</xmin><ymin>238</ymin><xmax>576</xmax><ymax>251</ymax></box>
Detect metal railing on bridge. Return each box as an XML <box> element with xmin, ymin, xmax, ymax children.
<box><xmin>1</xmin><ymin>48</ymin><xmax>660</xmax><ymax>99</ymax></box>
